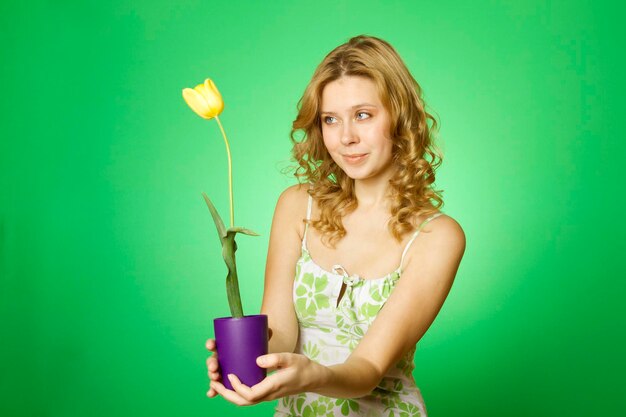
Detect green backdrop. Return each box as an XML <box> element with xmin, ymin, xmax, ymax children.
<box><xmin>1</xmin><ymin>1</ymin><xmax>624</xmax><ymax>416</ymax></box>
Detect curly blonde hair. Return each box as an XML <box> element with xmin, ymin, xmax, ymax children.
<box><xmin>291</xmin><ymin>35</ymin><xmax>443</xmax><ymax>247</ymax></box>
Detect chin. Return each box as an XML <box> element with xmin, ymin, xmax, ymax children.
<box><xmin>341</xmin><ymin>168</ymin><xmax>374</xmax><ymax>180</ymax></box>
<box><xmin>341</xmin><ymin>164</ymin><xmax>394</xmax><ymax>182</ymax></box>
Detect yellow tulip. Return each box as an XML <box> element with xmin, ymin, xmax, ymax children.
<box><xmin>182</xmin><ymin>76</ymin><xmax>234</xmax><ymax>228</ymax></box>
<box><xmin>182</xmin><ymin>78</ymin><xmax>224</xmax><ymax>119</ymax></box>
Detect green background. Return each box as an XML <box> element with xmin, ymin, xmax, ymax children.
<box><xmin>1</xmin><ymin>1</ymin><xmax>624</xmax><ymax>416</ymax></box>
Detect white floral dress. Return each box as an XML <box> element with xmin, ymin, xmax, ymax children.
<box><xmin>274</xmin><ymin>195</ymin><xmax>443</xmax><ymax>417</ymax></box>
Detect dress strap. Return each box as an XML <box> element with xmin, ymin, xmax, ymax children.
<box><xmin>302</xmin><ymin>193</ymin><xmax>313</xmax><ymax>250</ymax></box>
<box><xmin>399</xmin><ymin>212</ymin><xmax>444</xmax><ymax>272</ymax></box>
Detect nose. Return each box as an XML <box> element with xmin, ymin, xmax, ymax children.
<box><xmin>340</xmin><ymin>120</ymin><xmax>359</xmax><ymax>146</ymax></box>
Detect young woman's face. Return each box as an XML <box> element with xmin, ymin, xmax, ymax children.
<box><xmin>320</xmin><ymin>76</ymin><xmax>394</xmax><ymax>182</ymax></box>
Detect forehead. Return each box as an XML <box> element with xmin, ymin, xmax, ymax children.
<box><xmin>320</xmin><ymin>76</ymin><xmax>382</xmax><ymax>111</ymax></box>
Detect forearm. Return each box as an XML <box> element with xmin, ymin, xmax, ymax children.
<box><xmin>268</xmin><ymin>328</ymin><xmax>296</xmax><ymax>354</ymax></box>
<box><xmin>313</xmin><ymin>356</ymin><xmax>382</xmax><ymax>399</ymax></box>
<box><xmin>261</xmin><ymin>306</ymin><xmax>298</xmax><ymax>354</ymax></box>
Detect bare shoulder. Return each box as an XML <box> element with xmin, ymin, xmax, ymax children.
<box><xmin>277</xmin><ymin>183</ymin><xmax>309</xmax><ymax>205</ymax></box>
<box><xmin>275</xmin><ymin>183</ymin><xmax>310</xmax><ymax>215</ymax></box>
<box><xmin>421</xmin><ymin>213</ymin><xmax>466</xmax><ymax>253</ymax></box>
<box><xmin>273</xmin><ymin>183</ymin><xmax>311</xmax><ymax>237</ymax></box>
<box><xmin>404</xmin><ymin>213</ymin><xmax>466</xmax><ymax>272</ymax></box>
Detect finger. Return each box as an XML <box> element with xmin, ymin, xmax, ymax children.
<box><xmin>206</xmin><ymin>387</ymin><xmax>218</xmax><ymax>398</ymax></box>
<box><xmin>226</xmin><ymin>373</ymin><xmax>285</xmax><ymax>403</ymax></box>
<box><xmin>206</xmin><ymin>338</ymin><xmax>216</xmax><ymax>351</ymax></box>
<box><xmin>207</xmin><ymin>357</ymin><xmax>219</xmax><ymax>372</ymax></box>
<box><xmin>206</xmin><ymin>361</ymin><xmax>220</xmax><ymax>380</ymax></box>
<box><xmin>246</xmin><ymin>372</ymin><xmax>284</xmax><ymax>401</ymax></box>
<box><xmin>257</xmin><ymin>353</ymin><xmax>291</xmax><ymax>369</ymax></box>
<box><xmin>210</xmin><ymin>380</ymin><xmax>253</xmax><ymax>406</ymax></box>
<box><xmin>227</xmin><ymin>374</ymin><xmax>254</xmax><ymax>400</ymax></box>
<box><xmin>210</xmin><ymin>371</ymin><xmax>221</xmax><ymax>381</ymax></box>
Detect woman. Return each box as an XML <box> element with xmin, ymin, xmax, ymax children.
<box><xmin>206</xmin><ymin>35</ymin><xmax>466</xmax><ymax>416</ymax></box>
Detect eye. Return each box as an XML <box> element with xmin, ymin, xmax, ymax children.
<box><xmin>356</xmin><ymin>111</ymin><xmax>371</xmax><ymax>120</ymax></box>
<box><xmin>323</xmin><ymin>115</ymin><xmax>337</xmax><ymax>124</ymax></box>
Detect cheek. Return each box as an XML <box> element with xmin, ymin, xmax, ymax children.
<box><xmin>321</xmin><ymin>129</ymin><xmax>337</xmax><ymax>152</ymax></box>
<box><xmin>379</xmin><ymin>137</ymin><xmax>394</xmax><ymax>159</ymax></box>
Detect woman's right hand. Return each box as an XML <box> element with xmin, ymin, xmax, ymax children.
<box><xmin>206</xmin><ymin>328</ymin><xmax>274</xmax><ymax>398</ymax></box>
<box><xmin>206</xmin><ymin>338</ymin><xmax>221</xmax><ymax>398</ymax></box>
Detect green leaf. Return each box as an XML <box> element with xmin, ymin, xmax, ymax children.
<box><xmin>227</xmin><ymin>226</ymin><xmax>260</xmax><ymax>236</ymax></box>
<box><xmin>202</xmin><ymin>192</ymin><xmax>243</xmax><ymax>317</ymax></box>
<box><xmin>202</xmin><ymin>193</ymin><xmax>227</xmax><ymax>241</ymax></box>
<box><xmin>221</xmin><ymin>232</ymin><xmax>244</xmax><ymax>318</ymax></box>
<box><xmin>202</xmin><ymin>193</ymin><xmax>261</xmax><ymax>319</ymax></box>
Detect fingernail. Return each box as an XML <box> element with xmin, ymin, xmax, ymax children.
<box><xmin>257</xmin><ymin>356</ymin><xmax>266</xmax><ymax>365</ymax></box>
<box><xmin>227</xmin><ymin>374</ymin><xmax>234</xmax><ymax>381</ymax></box>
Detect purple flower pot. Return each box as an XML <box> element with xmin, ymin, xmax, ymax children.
<box><xmin>213</xmin><ymin>314</ymin><xmax>268</xmax><ymax>390</ymax></box>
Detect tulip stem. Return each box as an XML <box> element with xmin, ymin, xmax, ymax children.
<box><xmin>214</xmin><ymin>116</ymin><xmax>234</xmax><ymax>228</ymax></box>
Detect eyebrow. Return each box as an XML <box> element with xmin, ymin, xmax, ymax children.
<box><xmin>320</xmin><ymin>103</ymin><xmax>378</xmax><ymax>114</ymax></box>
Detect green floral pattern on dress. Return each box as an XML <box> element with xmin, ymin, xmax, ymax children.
<box><xmin>302</xmin><ymin>341</ymin><xmax>321</xmax><ymax>361</ymax></box>
<box><xmin>335</xmin><ymin>398</ymin><xmax>360</xmax><ymax>415</ymax></box>
<box><xmin>275</xmin><ymin>250</ymin><xmax>426</xmax><ymax>417</ymax></box>
<box><xmin>295</xmin><ymin>272</ymin><xmax>331</xmax><ymax>319</ymax></box>
<box><xmin>276</xmin><ymin>208</ymin><xmax>444</xmax><ymax>416</ymax></box>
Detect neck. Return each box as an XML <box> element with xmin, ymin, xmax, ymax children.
<box><xmin>353</xmin><ymin>171</ymin><xmax>395</xmax><ymax>210</ymax></box>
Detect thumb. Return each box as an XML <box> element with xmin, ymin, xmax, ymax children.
<box><xmin>256</xmin><ymin>353</ymin><xmax>290</xmax><ymax>369</ymax></box>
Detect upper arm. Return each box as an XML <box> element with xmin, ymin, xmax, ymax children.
<box><xmin>350</xmin><ymin>215</ymin><xmax>466</xmax><ymax>376</ymax></box>
<box><xmin>260</xmin><ymin>184</ymin><xmax>309</xmax><ymax>353</ymax></box>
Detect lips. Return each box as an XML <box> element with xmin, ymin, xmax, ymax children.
<box><xmin>342</xmin><ymin>153</ymin><xmax>368</xmax><ymax>164</ymax></box>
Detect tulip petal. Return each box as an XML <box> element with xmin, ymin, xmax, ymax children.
<box><xmin>194</xmin><ymin>85</ymin><xmax>220</xmax><ymax>119</ymax></box>
<box><xmin>182</xmin><ymin>87</ymin><xmax>212</xmax><ymax>119</ymax></box>
<box><xmin>206</xmin><ymin>79</ymin><xmax>222</xmax><ymax>97</ymax></box>
<box><xmin>195</xmin><ymin>82</ymin><xmax>208</xmax><ymax>95</ymax></box>
<box><xmin>203</xmin><ymin>79</ymin><xmax>224</xmax><ymax>116</ymax></box>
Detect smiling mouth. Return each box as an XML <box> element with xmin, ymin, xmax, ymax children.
<box><xmin>342</xmin><ymin>154</ymin><xmax>368</xmax><ymax>164</ymax></box>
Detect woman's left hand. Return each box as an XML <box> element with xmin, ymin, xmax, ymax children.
<box><xmin>209</xmin><ymin>353</ymin><xmax>329</xmax><ymax>406</ymax></box>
